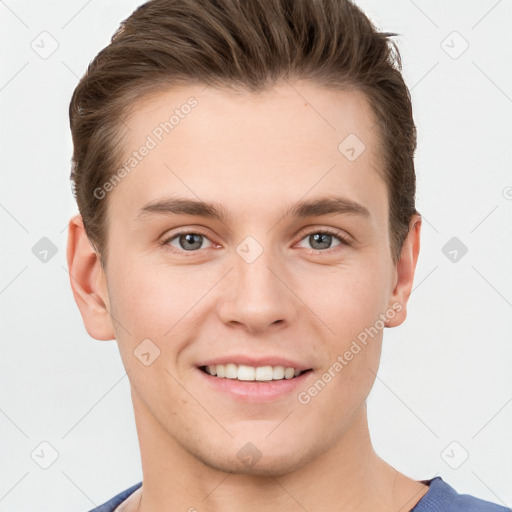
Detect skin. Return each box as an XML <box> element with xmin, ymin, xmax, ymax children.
<box><xmin>67</xmin><ymin>80</ymin><xmax>426</xmax><ymax>511</ymax></box>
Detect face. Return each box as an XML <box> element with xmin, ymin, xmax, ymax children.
<box><xmin>75</xmin><ymin>80</ymin><xmax>418</xmax><ymax>476</ymax></box>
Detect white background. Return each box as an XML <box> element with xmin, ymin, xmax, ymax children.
<box><xmin>0</xmin><ymin>1</ymin><xmax>511</xmax><ymax>510</ymax></box>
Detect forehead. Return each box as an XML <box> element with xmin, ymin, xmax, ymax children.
<box><xmin>111</xmin><ymin>80</ymin><xmax>387</xmax><ymax>225</ymax></box>
<box><xmin>123</xmin><ymin>80</ymin><xmax>379</xmax><ymax>152</ymax></box>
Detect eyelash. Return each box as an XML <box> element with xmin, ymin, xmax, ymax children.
<box><xmin>160</xmin><ymin>228</ymin><xmax>350</xmax><ymax>256</ymax></box>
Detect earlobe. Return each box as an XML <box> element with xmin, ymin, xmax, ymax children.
<box><xmin>66</xmin><ymin>214</ymin><xmax>115</xmax><ymax>341</ymax></box>
<box><xmin>385</xmin><ymin>214</ymin><xmax>422</xmax><ymax>328</ymax></box>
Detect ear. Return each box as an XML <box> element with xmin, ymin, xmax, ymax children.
<box><xmin>385</xmin><ymin>214</ymin><xmax>422</xmax><ymax>328</ymax></box>
<box><xmin>66</xmin><ymin>214</ymin><xmax>115</xmax><ymax>340</ymax></box>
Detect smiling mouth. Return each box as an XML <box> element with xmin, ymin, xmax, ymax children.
<box><xmin>199</xmin><ymin>364</ymin><xmax>313</xmax><ymax>382</ymax></box>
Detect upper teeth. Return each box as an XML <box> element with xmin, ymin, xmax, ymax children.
<box><xmin>205</xmin><ymin>364</ymin><xmax>302</xmax><ymax>381</ymax></box>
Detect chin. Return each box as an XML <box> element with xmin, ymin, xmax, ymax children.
<box><xmin>202</xmin><ymin>450</ymin><xmax>313</xmax><ymax>477</ymax></box>
<box><xmin>185</xmin><ymin>434</ymin><xmax>317</xmax><ymax>477</ymax></box>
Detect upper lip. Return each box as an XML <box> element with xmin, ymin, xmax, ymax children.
<box><xmin>198</xmin><ymin>355</ymin><xmax>312</xmax><ymax>371</ymax></box>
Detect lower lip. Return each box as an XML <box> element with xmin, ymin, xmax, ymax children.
<box><xmin>196</xmin><ymin>368</ymin><xmax>313</xmax><ymax>402</ymax></box>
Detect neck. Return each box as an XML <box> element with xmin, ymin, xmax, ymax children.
<box><xmin>130</xmin><ymin>392</ymin><xmax>427</xmax><ymax>512</ymax></box>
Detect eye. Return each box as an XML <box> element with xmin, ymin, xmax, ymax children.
<box><xmin>296</xmin><ymin>229</ymin><xmax>349</xmax><ymax>253</ymax></box>
<box><xmin>162</xmin><ymin>231</ymin><xmax>214</xmax><ymax>253</ymax></box>
<box><xmin>161</xmin><ymin>228</ymin><xmax>350</xmax><ymax>256</ymax></box>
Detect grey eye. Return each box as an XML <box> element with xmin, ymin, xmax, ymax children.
<box><xmin>298</xmin><ymin>232</ymin><xmax>342</xmax><ymax>251</ymax></box>
<box><xmin>168</xmin><ymin>233</ymin><xmax>212</xmax><ymax>251</ymax></box>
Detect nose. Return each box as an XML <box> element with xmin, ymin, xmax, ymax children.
<box><xmin>216</xmin><ymin>241</ymin><xmax>298</xmax><ymax>334</ymax></box>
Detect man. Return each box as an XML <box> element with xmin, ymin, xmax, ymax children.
<box><xmin>66</xmin><ymin>0</ymin><xmax>509</xmax><ymax>510</ymax></box>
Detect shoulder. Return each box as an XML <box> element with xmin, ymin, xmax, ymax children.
<box><xmin>85</xmin><ymin>482</ymin><xmax>142</xmax><ymax>512</ymax></box>
<box><xmin>412</xmin><ymin>477</ymin><xmax>510</xmax><ymax>512</ymax></box>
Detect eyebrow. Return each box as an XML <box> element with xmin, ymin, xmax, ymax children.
<box><xmin>137</xmin><ymin>195</ymin><xmax>371</xmax><ymax>223</ymax></box>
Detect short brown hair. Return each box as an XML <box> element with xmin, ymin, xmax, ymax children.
<box><xmin>69</xmin><ymin>0</ymin><xmax>419</xmax><ymax>267</ymax></box>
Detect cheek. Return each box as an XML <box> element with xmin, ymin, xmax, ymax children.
<box><xmin>107</xmin><ymin>259</ymin><xmax>198</xmax><ymax>331</ymax></box>
<box><xmin>296</xmin><ymin>258</ymin><xmax>388</xmax><ymax>401</ymax></box>
<box><xmin>302</xmin><ymin>258</ymin><xmax>391</xmax><ymax>341</ymax></box>
<box><xmin>298</xmin><ymin>322</ymin><xmax>383</xmax><ymax>424</ymax></box>
<box><xmin>107</xmin><ymin>273</ymin><xmax>164</xmax><ymax>336</ymax></box>
<box><xmin>106</xmin><ymin>259</ymin><xmax>222</xmax><ymax>375</ymax></box>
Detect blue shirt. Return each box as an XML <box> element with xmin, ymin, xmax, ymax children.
<box><xmin>87</xmin><ymin>476</ymin><xmax>510</xmax><ymax>511</ymax></box>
